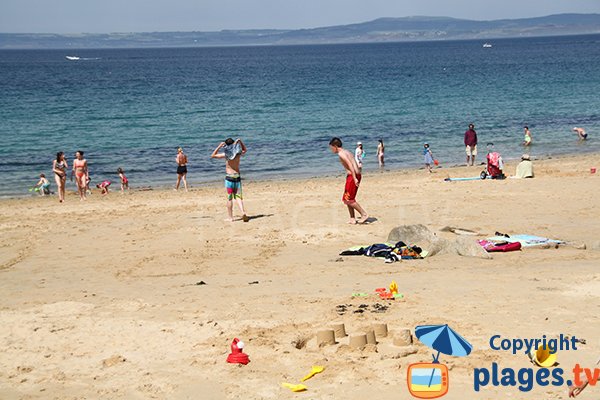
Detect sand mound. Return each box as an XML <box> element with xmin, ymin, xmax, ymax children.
<box><xmin>387</xmin><ymin>224</ymin><xmax>491</xmax><ymax>259</ymax></box>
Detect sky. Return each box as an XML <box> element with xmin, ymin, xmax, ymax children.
<box><xmin>1</xmin><ymin>0</ymin><xmax>600</xmax><ymax>33</ymax></box>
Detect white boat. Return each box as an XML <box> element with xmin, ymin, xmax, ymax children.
<box><xmin>65</xmin><ymin>56</ymin><xmax>80</xmax><ymax>60</ymax></box>
<box><xmin>482</xmin><ymin>43</ymin><xmax>492</xmax><ymax>48</ymax></box>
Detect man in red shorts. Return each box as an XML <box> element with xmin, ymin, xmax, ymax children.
<box><xmin>329</xmin><ymin>137</ymin><xmax>369</xmax><ymax>224</ymax></box>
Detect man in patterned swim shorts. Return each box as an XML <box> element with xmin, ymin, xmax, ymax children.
<box><xmin>211</xmin><ymin>138</ymin><xmax>250</xmax><ymax>222</ymax></box>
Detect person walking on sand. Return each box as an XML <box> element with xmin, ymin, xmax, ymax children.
<box><xmin>71</xmin><ymin>150</ymin><xmax>88</xmax><ymax>201</ymax></box>
<box><xmin>329</xmin><ymin>137</ymin><xmax>369</xmax><ymax>225</ymax></box>
<box><xmin>53</xmin><ymin>152</ymin><xmax>68</xmax><ymax>202</ymax></box>
<box><xmin>377</xmin><ymin>139</ymin><xmax>385</xmax><ymax>168</ymax></box>
<box><xmin>523</xmin><ymin>126</ymin><xmax>532</xmax><ymax>147</ymax></box>
<box><xmin>354</xmin><ymin>142</ymin><xmax>365</xmax><ymax>172</ymax></box>
<box><xmin>464</xmin><ymin>123</ymin><xmax>478</xmax><ymax>166</ymax></box>
<box><xmin>573</xmin><ymin>127</ymin><xmax>588</xmax><ymax>141</ymax></box>
<box><xmin>210</xmin><ymin>138</ymin><xmax>249</xmax><ymax>223</ymax></box>
<box><xmin>423</xmin><ymin>143</ymin><xmax>435</xmax><ymax>173</ymax></box>
<box><xmin>175</xmin><ymin>147</ymin><xmax>188</xmax><ymax>191</ymax></box>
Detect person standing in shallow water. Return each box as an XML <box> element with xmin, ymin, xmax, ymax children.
<box><xmin>329</xmin><ymin>137</ymin><xmax>369</xmax><ymax>225</ymax></box>
<box><xmin>377</xmin><ymin>139</ymin><xmax>385</xmax><ymax>168</ymax></box>
<box><xmin>464</xmin><ymin>123</ymin><xmax>478</xmax><ymax>166</ymax></box>
<box><xmin>175</xmin><ymin>147</ymin><xmax>188</xmax><ymax>192</ymax></box>
<box><xmin>523</xmin><ymin>126</ymin><xmax>532</xmax><ymax>147</ymax></box>
<box><xmin>210</xmin><ymin>138</ymin><xmax>249</xmax><ymax>223</ymax></box>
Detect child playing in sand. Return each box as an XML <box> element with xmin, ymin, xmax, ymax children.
<box><xmin>96</xmin><ymin>180</ymin><xmax>111</xmax><ymax>195</ymax></box>
<box><xmin>117</xmin><ymin>168</ymin><xmax>129</xmax><ymax>192</ymax></box>
<box><xmin>33</xmin><ymin>174</ymin><xmax>51</xmax><ymax>195</ymax></box>
<box><xmin>329</xmin><ymin>137</ymin><xmax>369</xmax><ymax>224</ymax></box>
<box><xmin>423</xmin><ymin>143</ymin><xmax>435</xmax><ymax>173</ymax></box>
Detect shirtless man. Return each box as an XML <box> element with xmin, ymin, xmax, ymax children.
<box><xmin>211</xmin><ymin>138</ymin><xmax>249</xmax><ymax>222</ymax></box>
<box><xmin>329</xmin><ymin>137</ymin><xmax>369</xmax><ymax>224</ymax></box>
<box><xmin>573</xmin><ymin>127</ymin><xmax>588</xmax><ymax>141</ymax></box>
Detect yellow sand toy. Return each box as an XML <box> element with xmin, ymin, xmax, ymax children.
<box><xmin>301</xmin><ymin>365</ymin><xmax>325</xmax><ymax>381</ymax></box>
<box><xmin>529</xmin><ymin>345</ymin><xmax>557</xmax><ymax>367</ymax></box>
<box><xmin>281</xmin><ymin>382</ymin><xmax>308</xmax><ymax>392</ymax></box>
<box><xmin>281</xmin><ymin>366</ymin><xmax>325</xmax><ymax>392</ymax></box>
<box><xmin>389</xmin><ymin>281</ymin><xmax>398</xmax><ymax>295</ymax></box>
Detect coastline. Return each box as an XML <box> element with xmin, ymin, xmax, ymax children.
<box><xmin>4</xmin><ymin>150</ymin><xmax>598</xmax><ymax>202</ymax></box>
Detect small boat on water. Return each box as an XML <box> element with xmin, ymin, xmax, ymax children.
<box><xmin>482</xmin><ymin>43</ymin><xmax>492</xmax><ymax>48</ymax></box>
<box><xmin>65</xmin><ymin>56</ymin><xmax>80</xmax><ymax>61</ymax></box>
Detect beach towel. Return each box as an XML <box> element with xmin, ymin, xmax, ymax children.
<box><xmin>224</xmin><ymin>142</ymin><xmax>242</xmax><ymax>160</ymax></box>
<box><xmin>478</xmin><ymin>240</ymin><xmax>522</xmax><ymax>252</ymax></box>
<box><xmin>485</xmin><ymin>234</ymin><xmax>563</xmax><ymax>248</ymax></box>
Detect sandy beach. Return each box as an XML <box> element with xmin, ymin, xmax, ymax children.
<box><xmin>0</xmin><ymin>154</ymin><xmax>599</xmax><ymax>399</ymax></box>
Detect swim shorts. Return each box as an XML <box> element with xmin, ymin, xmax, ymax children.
<box><xmin>225</xmin><ymin>174</ymin><xmax>243</xmax><ymax>200</ymax></box>
<box><xmin>342</xmin><ymin>174</ymin><xmax>361</xmax><ymax>205</ymax></box>
<box><xmin>177</xmin><ymin>165</ymin><xmax>187</xmax><ymax>175</ymax></box>
<box><xmin>466</xmin><ymin>145</ymin><xmax>477</xmax><ymax>156</ymax></box>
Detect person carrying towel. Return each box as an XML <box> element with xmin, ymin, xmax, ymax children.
<box><xmin>211</xmin><ymin>138</ymin><xmax>249</xmax><ymax>222</ymax></box>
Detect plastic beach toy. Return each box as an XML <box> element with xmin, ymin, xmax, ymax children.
<box><xmin>530</xmin><ymin>345</ymin><xmax>557</xmax><ymax>368</ymax></box>
<box><xmin>352</xmin><ymin>292</ymin><xmax>368</xmax><ymax>297</ymax></box>
<box><xmin>282</xmin><ymin>382</ymin><xmax>308</xmax><ymax>392</ymax></box>
<box><xmin>301</xmin><ymin>365</ymin><xmax>325</xmax><ymax>381</ymax></box>
<box><xmin>226</xmin><ymin>338</ymin><xmax>250</xmax><ymax>365</ymax></box>
<box><xmin>389</xmin><ymin>281</ymin><xmax>398</xmax><ymax>295</ymax></box>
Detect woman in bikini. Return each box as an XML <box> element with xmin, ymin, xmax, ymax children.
<box><xmin>175</xmin><ymin>147</ymin><xmax>188</xmax><ymax>192</ymax></box>
<box><xmin>53</xmin><ymin>151</ymin><xmax>68</xmax><ymax>202</ymax></box>
<box><xmin>72</xmin><ymin>150</ymin><xmax>88</xmax><ymax>201</ymax></box>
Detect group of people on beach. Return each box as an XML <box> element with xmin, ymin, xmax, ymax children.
<box><xmin>35</xmin><ymin>124</ymin><xmax>589</xmax><ymax>224</ymax></box>
<box><xmin>42</xmin><ymin>151</ymin><xmax>129</xmax><ymax>202</ymax></box>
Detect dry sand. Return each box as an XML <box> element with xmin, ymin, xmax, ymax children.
<box><xmin>0</xmin><ymin>154</ymin><xmax>599</xmax><ymax>399</ymax></box>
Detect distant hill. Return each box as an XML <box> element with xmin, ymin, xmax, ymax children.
<box><xmin>2</xmin><ymin>13</ymin><xmax>600</xmax><ymax>49</ymax></box>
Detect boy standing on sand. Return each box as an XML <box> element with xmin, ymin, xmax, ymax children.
<box><xmin>211</xmin><ymin>138</ymin><xmax>249</xmax><ymax>223</ymax></box>
<box><xmin>329</xmin><ymin>137</ymin><xmax>369</xmax><ymax>224</ymax></box>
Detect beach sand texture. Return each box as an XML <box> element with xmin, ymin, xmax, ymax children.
<box><xmin>0</xmin><ymin>155</ymin><xmax>599</xmax><ymax>399</ymax></box>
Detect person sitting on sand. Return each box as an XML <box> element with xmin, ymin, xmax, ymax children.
<box><xmin>573</xmin><ymin>127</ymin><xmax>588</xmax><ymax>140</ymax></box>
<box><xmin>96</xmin><ymin>180</ymin><xmax>111</xmax><ymax>195</ymax></box>
<box><xmin>514</xmin><ymin>154</ymin><xmax>534</xmax><ymax>178</ymax></box>
<box><xmin>523</xmin><ymin>126</ymin><xmax>532</xmax><ymax>146</ymax></box>
<box><xmin>210</xmin><ymin>138</ymin><xmax>249</xmax><ymax>223</ymax></box>
<box><xmin>117</xmin><ymin>167</ymin><xmax>129</xmax><ymax>193</ymax></box>
<box><xmin>464</xmin><ymin>123</ymin><xmax>478</xmax><ymax>166</ymax></box>
<box><xmin>34</xmin><ymin>174</ymin><xmax>51</xmax><ymax>195</ymax></box>
<box><xmin>329</xmin><ymin>137</ymin><xmax>369</xmax><ymax>224</ymax></box>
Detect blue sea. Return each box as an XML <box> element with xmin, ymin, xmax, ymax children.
<box><xmin>1</xmin><ymin>35</ymin><xmax>599</xmax><ymax>196</ymax></box>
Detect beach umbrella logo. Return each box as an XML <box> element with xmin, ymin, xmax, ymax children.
<box><xmin>406</xmin><ymin>324</ymin><xmax>473</xmax><ymax>399</ymax></box>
